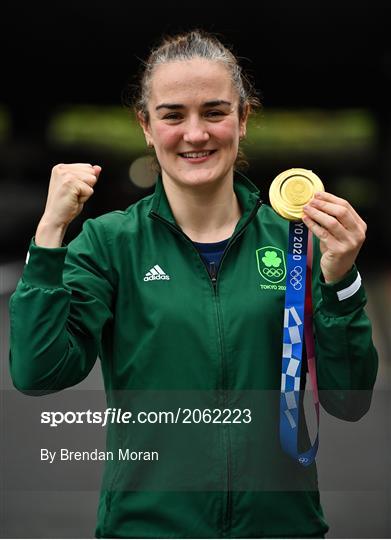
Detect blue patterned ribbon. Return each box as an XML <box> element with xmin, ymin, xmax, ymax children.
<box><xmin>280</xmin><ymin>221</ymin><xmax>319</xmax><ymax>466</ymax></box>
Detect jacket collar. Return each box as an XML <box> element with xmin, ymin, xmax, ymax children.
<box><xmin>149</xmin><ymin>171</ymin><xmax>261</xmax><ymax>233</ymax></box>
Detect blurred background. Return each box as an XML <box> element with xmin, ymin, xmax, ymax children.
<box><xmin>1</xmin><ymin>0</ymin><xmax>390</xmax><ymax>538</ymax></box>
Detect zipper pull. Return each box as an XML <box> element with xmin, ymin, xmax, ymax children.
<box><xmin>209</xmin><ymin>261</ymin><xmax>217</xmax><ymax>284</ymax></box>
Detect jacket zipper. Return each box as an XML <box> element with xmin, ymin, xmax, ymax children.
<box><xmin>209</xmin><ymin>200</ymin><xmax>262</xmax><ymax>535</ymax></box>
<box><xmin>212</xmin><ymin>280</ymin><xmax>232</xmax><ymax>536</ymax></box>
<box><xmin>209</xmin><ymin>261</ymin><xmax>217</xmax><ymax>285</ymax></box>
<box><xmin>150</xmin><ymin>197</ymin><xmax>262</xmax><ymax>536</ymax></box>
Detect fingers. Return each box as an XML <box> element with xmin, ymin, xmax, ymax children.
<box><xmin>54</xmin><ymin>163</ymin><xmax>100</xmax><ymax>187</ymax></box>
<box><xmin>302</xmin><ymin>191</ymin><xmax>367</xmax><ymax>242</ymax></box>
<box><xmin>301</xmin><ymin>213</ymin><xmax>329</xmax><ymax>243</ymax></box>
<box><xmin>70</xmin><ymin>178</ymin><xmax>94</xmax><ymax>202</ymax></box>
<box><xmin>312</xmin><ymin>191</ymin><xmax>366</xmax><ymax>232</ymax></box>
<box><xmin>303</xmin><ymin>202</ymin><xmax>348</xmax><ymax>242</ymax></box>
<box><xmin>306</xmin><ymin>197</ymin><xmax>356</xmax><ymax>231</ymax></box>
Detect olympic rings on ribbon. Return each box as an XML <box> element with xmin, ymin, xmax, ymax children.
<box><xmin>289</xmin><ymin>266</ymin><xmax>303</xmax><ymax>290</ymax></box>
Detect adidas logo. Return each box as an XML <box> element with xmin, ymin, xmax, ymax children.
<box><xmin>143</xmin><ymin>264</ymin><xmax>170</xmax><ymax>282</ymax></box>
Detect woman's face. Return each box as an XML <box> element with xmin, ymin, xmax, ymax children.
<box><xmin>139</xmin><ymin>58</ymin><xmax>248</xmax><ymax>190</ymax></box>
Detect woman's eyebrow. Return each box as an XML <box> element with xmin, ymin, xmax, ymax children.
<box><xmin>203</xmin><ymin>100</ymin><xmax>231</xmax><ymax>107</ymax></box>
<box><xmin>156</xmin><ymin>103</ymin><xmax>183</xmax><ymax>111</ymax></box>
<box><xmin>155</xmin><ymin>100</ymin><xmax>232</xmax><ymax>111</ymax></box>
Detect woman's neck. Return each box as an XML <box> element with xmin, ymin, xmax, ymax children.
<box><xmin>162</xmin><ymin>173</ymin><xmax>242</xmax><ymax>243</ymax></box>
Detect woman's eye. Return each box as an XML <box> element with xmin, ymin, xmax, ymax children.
<box><xmin>163</xmin><ymin>113</ymin><xmax>182</xmax><ymax>120</ymax></box>
<box><xmin>206</xmin><ymin>110</ymin><xmax>224</xmax><ymax>118</ymax></box>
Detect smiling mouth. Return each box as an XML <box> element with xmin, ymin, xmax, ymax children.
<box><xmin>178</xmin><ymin>150</ymin><xmax>217</xmax><ymax>159</ymax></box>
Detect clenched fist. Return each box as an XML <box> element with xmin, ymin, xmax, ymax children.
<box><xmin>35</xmin><ymin>163</ymin><xmax>101</xmax><ymax>248</ymax></box>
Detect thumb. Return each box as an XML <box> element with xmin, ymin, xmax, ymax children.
<box><xmin>93</xmin><ymin>165</ymin><xmax>102</xmax><ymax>179</ymax></box>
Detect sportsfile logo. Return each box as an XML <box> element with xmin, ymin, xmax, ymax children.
<box><xmin>144</xmin><ymin>264</ymin><xmax>170</xmax><ymax>281</ymax></box>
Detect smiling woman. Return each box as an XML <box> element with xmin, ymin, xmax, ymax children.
<box><xmin>129</xmin><ymin>31</ymin><xmax>260</xmax><ymax>242</ymax></box>
<box><xmin>136</xmin><ymin>57</ymin><xmax>249</xmax><ymax>241</ymax></box>
<box><xmin>8</xmin><ymin>29</ymin><xmax>378</xmax><ymax>539</ymax></box>
<box><xmin>140</xmin><ymin>59</ymin><xmax>243</xmax><ymax>183</ymax></box>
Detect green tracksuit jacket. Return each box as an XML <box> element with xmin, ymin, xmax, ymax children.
<box><xmin>9</xmin><ymin>172</ymin><xmax>378</xmax><ymax>538</ymax></box>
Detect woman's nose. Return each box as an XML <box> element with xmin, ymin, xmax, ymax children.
<box><xmin>183</xmin><ymin>119</ymin><xmax>210</xmax><ymax>144</ymax></box>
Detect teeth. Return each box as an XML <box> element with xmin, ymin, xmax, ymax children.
<box><xmin>181</xmin><ymin>151</ymin><xmax>212</xmax><ymax>158</ymax></box>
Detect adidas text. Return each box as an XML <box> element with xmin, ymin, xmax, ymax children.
<box><xmin>144</xmin><ymin>274</ymin><xmax>170</xmax><ymax>281</ymax></box>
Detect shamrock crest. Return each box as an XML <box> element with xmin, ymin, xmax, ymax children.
<box><xmin>262</xmin><ymin>250</ymin><xmax>282</xmax><ymax>268</ymax></box>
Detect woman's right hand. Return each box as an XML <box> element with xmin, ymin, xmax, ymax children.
<box><xmin>35</xmin><ymin>163</ymin><xmax>101</xmax><ymax>248</ymax></box>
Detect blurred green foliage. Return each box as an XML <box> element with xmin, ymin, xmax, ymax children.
<box><xmin>243</xmin><ymin>109</ymin><xmax>376</xmax><ymax>156</ymax></box>
<box><xmin>47</xmin><ymin>106</ymin><xmax>146</xmax><ymax>155</ymax></box>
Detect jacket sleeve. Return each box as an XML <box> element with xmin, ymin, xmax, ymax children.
<box><xmin>311</xmin><ymin>238</ymin><xmax>378</xmax><ymax>421</ymax></box>
<box><xmin>9</xmin><ymin>219</ymin><xmax>114</xmax><ymax>395</ymax></box>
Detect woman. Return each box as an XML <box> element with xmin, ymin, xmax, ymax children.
<box><xmin>9</xmin><ymin>30</ymin><xmax>378</xmax><ymax>538</ymax></box>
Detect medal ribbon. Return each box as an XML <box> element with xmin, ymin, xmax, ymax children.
<box><xmin>280</xmin><ymin>222</ymin><xmax>319</xmax><ymax>466</ymax></box>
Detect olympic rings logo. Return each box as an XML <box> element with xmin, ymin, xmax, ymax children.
<box><xmin>298</xmin><ymin>457</ymin><xmax>309</xmax><ymax>464</ymax></box>
<box><xmin>262</xmin><ymin>268</ymin><xmax>284</xmax><ymax>278</ymax></box>
<box><xmin>289</xmin><ymin>266</ymin><xmax>303</xmax><ymax>290</ymax></box>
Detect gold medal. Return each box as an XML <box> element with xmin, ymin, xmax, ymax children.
<box><xmin>269</xmin><ymin>168</ymin><xmax>325</xmax><ymax>220</ymax></box>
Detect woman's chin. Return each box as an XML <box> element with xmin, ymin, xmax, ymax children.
<box><xmin>175</xmin><ymin>169</ymin><xmax>226</xmax><ymax>188</ymax></box>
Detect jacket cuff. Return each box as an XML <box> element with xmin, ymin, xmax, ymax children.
<box><xmin>22</xmin><ymin>238</ymin><xmax>68</xmax><ymax>288</ymax></box>
<box><xmin>318</xmin><ymin>265</ymin><xmax>365</xmax><ymax>316</ymax></box>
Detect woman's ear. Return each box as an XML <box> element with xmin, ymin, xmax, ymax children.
<box><xmin>137</xmin><ymin>111</ymin><xmax>154</xmax><ymax>148</ymax></box>
<box><xmin>239</xmin><ymin>103</ymin><xmax>250</xmax><ymax>139</ymax></box>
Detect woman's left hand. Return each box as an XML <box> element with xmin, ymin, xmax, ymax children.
<box><xmin>302</xmin><ymin>192</ymin><xmax>367</xmax><ymax>284</ymax></box>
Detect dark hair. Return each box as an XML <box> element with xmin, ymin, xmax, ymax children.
<box><xmin>124</xmin><ymin>29</ymin><xmax>261</xmax><ymax>170</ymax></box>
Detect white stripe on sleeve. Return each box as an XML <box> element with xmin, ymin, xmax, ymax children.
<box><xmin>336</xmin><ymin>272</ymin><xmax>362</xmax><ymax>301</ymax></box>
